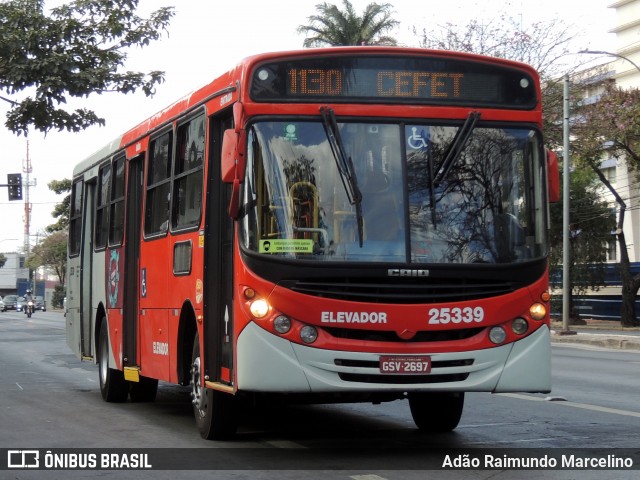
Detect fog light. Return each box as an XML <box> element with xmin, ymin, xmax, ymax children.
<box><xmin>249</xmin><ymin>299</ymin><xmax>270</xmax><ymax>318</ymax></box>
<box><xmin>511</xmin><ymin>317</ymin><xmax>528</xmax><ymax>335</ymax></box>
<box><xmin>300</xmin><ymin>325</ymin><xmax>318</xmax><ymax>344</ymax></box>
<box><xmin>489</xmin><ymin>326</ymin><xmax>507</xmax><ymax>344</ymax></box>
<box><xmin>529</xmin><ymin>303</ymin><xmax>546</xmax><ymax>320</ymax></box>
<box><xmin>273</xmin><ymin>315</ymin><xmax>292</xmax><ymax>334</ymax></box>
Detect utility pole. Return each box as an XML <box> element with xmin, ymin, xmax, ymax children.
<box><xmin>22</xmin><ymin>140</ymin><xmax>37</xmax><ymax>295</ymax></box>
<box><xmin>22</xmin><ymin>140</ymin><xmax>36</xmax><ymax>255</ymax></box>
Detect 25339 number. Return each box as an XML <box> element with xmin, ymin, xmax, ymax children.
<box><xmin>428</xmin><ymin>306</ymin><xmax>484</xmax><ymax>324</ymax></box>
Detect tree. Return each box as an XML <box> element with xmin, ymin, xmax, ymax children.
<box><xmin>416</xmin><ymin>16</ymin><xmax>576</xmax><ymax>78</ymax></box>
<box><xmin>416</xmin><ymin>17</ymin><xmax>624</xmax><ymax>321</ymax></box>
<box><xmin>413</xmin><ymin>16</ymin><xmax>583</xmax><ymax>148</ymax></box>
<box><xmin>572</xmin><ymin>82</ymin><xmax>640</xmax><ymax>326</ymax></box>
<box><xmin>549</xmin><ymin>168</ymin><xmax>616</xmax><ymax>322</ymax></box>
<box><xmin>0</xmin><ymin>253</ymin><xmax>6</xmax><ymax>268</ymax></box>
<box><xmin>46</xmin><ymin>178</ymin><xmax>72</xmax><ymax>233</ymax></box>
<box><xmin>25</xmin><ymin>230</ymin><xmax>68</xmax><ymax>286</ymax></box>
<box><xmin>0</xmin><ymin>0</ymin><xmax>174</xmax><ymax>135</ymax></box>
<box><xmin>298</xmin><ymin>0</ymin><xmax>398</xmax><ymax>47</ymax></box>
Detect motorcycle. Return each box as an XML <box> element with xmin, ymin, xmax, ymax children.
<box><xmin>25</xmin><ymin>300</ymin><xmax>34</xmax><ymax>318</ymax></box>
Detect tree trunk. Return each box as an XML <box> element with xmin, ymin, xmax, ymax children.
<box><xmin>592</xmin><ymin>167</ymin><xmax>640</xmax><ymax>327</ymax></box>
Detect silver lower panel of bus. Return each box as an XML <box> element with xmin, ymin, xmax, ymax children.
<box><xmin>236</xmin><ymin>322</ymin><xmax>551</xmax><ymax>394</ymax></box>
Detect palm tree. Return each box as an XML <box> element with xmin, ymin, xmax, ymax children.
<box><xmin>298</xmin><ymin>0</ymin><xmax>399</xmax><ymax>47</ymax></box>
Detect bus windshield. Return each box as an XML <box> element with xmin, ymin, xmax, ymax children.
<box><xmin>239</xmin><ymin>119</ymin><xmax>548</xmax><ymax>265</ymax></box>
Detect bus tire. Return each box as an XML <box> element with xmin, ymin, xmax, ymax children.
<box><xmin>98</xmin><ymin>320</ymin><xmax>129</xmax><ymax>403</ymax></box>
<box><xmin>129</xmin><ymin>375</ymin><xmax>158</xmax><ymax>402</ymax></box>
<box><xmin>408</xmin><ymin>392</ymin><xmax>464</xmax><ymax>432</ymax></box>
<box><xmin>190</xmin><ymin>334</ymin><xmax>238</xmax><ymax>440</ymax></box>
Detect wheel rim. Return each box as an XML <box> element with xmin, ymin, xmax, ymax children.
<box><xmin>190</xmin><ymin>356</ymin><xmax>207</xmax><ymax>417</ymax></box>
<box><xmin>99</xmin><ymin>331</ymin><xmax>108</xmax><ymax>386</ymax></box>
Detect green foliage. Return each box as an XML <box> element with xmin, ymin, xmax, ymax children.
<box><xmin>572</xmin><ymin>82</ymin><xmax>640</xmax><ymax>326</ymax></box>
<box><xmin>0</xmin><ymin>252</ymin><xmax>6</xmax><ymax>268</ymax></box>
<box><xmin>549</xmin><ymin>168</ymin><xmax>615</xmax><ymax>295</ymax></box>
<box><xmin>52</xmin><ymin>284</ymin><xmax>65</xmax><ymax>309</ymax></box>
<box><xmin>0</xmin><ymin>0</ymin><xmax>174</xmax><ymax>134</ymax></box>
<box><xmin>25</xmin><ymin>230</ymin><xmax>68</xmax><ymax>285</ymax></box>
<box><xmin>574</xmin><ymin>82</ymin><xmax>640</xmax><ymax>169</ymax></box>
<box><xmin>298</xmin><ymin>0</ymin><xmax>398</xmax><ymax>47</ymax></box>
<box><xmin>46</xmin><ymin>178</ymin><xmax>72</xmax><ymax>233</ymax></box>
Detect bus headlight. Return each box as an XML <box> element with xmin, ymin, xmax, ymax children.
<box><xmin>529</xmin><ymin>303</ymin><xmax>546</xmax><ymax>321</ymax></box>
<box><xmin>273</xmin><ymin>315</ymin><xmax>292</xmax><ymax>334</ymax></box>
<box><xmin>300</xmin><ymin>325</ymin><xmax>318</xmax><ymax>344</ymax></box>
<box><xmin>249</xmin><ymin>299</ymin><xmax>270</xmax><ymax>319</ymax></box>
<box><xmin>511</xmin><ymin>317</ymin><xmax>529</xmax><ymax>335</ymax></box>
<box><xmin>489</xmin><ymin>326</ymin><xmax>507</xmax><ymax>344</ymax></box>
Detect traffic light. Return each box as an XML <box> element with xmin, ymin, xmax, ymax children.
<box><xmin>7</xmin><ymin>173</ymin><xmax>22</xmax><ymax>201</ymax></box>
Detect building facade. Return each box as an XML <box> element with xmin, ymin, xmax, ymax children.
<box><xmin>0</xmin><ymin>252</ymin><xmax>29</xmax><ymax>297</ymax></box>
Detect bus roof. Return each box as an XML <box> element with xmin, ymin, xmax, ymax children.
<box><xmin>73</xmin><ymin>46</ymin><xmax>539</xmax><ymax>177</ymax></box>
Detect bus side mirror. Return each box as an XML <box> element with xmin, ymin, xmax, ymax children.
<box><xmin>546</xmin><ymin>150</ymin><xmax>560</xmax><ymax>203</ymax></box>
<box><xmin>221</xmin><ymin>128</ymin><xmax>247</xmax><ymax>218</ymax></box>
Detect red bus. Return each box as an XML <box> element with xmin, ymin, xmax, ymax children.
<box><xmin>66</xmin><ymin>47</ymin><xmax>559</xmax><ymax>439</ymax></box>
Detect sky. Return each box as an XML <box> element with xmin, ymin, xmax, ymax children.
<box><xmin>0</xmin><ymin>0</ymin><xmax>616</xmax><ymax>254</ymax></box>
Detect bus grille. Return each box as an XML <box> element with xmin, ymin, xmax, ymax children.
<box><xmin>323</xmin><ymin>326</ymin><xmax>483</xmax><ymax>342</ymax></box>
<box><xmin>282</xmin><ymin>278</ymin><xmax>514</xmax><ymax>304</ymax></box>
<box><xmin>338</xmin><ymin>372</ymin><xmax>470</xmax><ymax>384</ymax></box>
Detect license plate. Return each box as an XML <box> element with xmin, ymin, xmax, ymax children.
<box><xmin>379</xmin><ymin>356</ymin><xmax>431</xmax><ymax>374</ymax></box>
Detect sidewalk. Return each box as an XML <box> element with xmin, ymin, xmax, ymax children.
<box><xmin>550</xmin><ymin>319</ymin><xmax>640</xmax><ymax>351</ymax></box>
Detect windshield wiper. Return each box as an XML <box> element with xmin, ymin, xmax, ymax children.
<box><xmin>320</xmin><ymin>106</ymin><xmax>364</xmax><ymax>247</ymax></box>
<box><xmin>428</xmin><ymin>111</ymin><xmax>480</xmax><ymax>229</ymax></box>
<box><xmin>434</xmin><ymin>111</ymin><xmax>480</xmax><ymax>185</ymax></box>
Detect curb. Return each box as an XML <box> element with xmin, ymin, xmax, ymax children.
<box><xmin>551</xmin><ymin>332</ymin><xmax>640</xmax><ymax>351</ymax></box>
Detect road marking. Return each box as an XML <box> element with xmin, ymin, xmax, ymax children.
<box><xmin>498</xmin><ymin>392</ymin><xmax>640</xmax><ymax>418</ymax></box>
<box><xmin>350</xmin><ymin>476</ymin><xmax>388</xmax><ymax>480</ymax></box>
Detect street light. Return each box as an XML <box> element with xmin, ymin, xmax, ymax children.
<box><xmin>578</xmin><ymin>49</ymin><xmax>640</xmax><ymax>75</ymax></box>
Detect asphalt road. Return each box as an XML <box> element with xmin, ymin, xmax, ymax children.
<box><xmin>1</xmin><ymin>310</ymin><xmax>639</xmax><ymax>479</ymax></box>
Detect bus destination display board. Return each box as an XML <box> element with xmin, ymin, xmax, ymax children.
<box><xmin>250</xmin><ymin>55</ymin><xmax>537</xmax><ymax>108</ymax></box>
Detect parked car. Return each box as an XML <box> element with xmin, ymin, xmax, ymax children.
<box><xmin>0</xmin><ymin>297</ymin><xmax>4</xmax><ymax>311</ymax></box>
<box><xmin>16</xmin><ymin>296</ymin><xmax>26</xmax><ymax>312</ymax></box>
<box><xmin>34</xmin><ymin>296</ymin><xmax>46</xmax><ymax>311</ymax></box>
<box><xmin>2</xmin><ymin>295</ymin><xmax>18</xmax><ymax>311</ymax></box>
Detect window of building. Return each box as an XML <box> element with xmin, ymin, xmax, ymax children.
<box><xmin>607</xmin><ymin>238</ymin><xmax>617</xmax><ymax>262</ymax></box>
<box><xmin>602</xmin><ymin>166</ymin><xmax>616</xmax><ymax>184</ymax></box>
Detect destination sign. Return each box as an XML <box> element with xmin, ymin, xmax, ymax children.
<box><xmin>250</xmin><ymin>55</ymin><xmax>537</xmax><ymax>108</ymax></box>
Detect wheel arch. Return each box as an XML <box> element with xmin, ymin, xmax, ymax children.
<box><xmin>177</xmin><ymin>300</ymin><xmax>198</xmax><ymax>386</ymax></box>
<box><xmin>94</xmin><ymin>301</ymin><xmax>108</xmax><ymax>363</ymax></box>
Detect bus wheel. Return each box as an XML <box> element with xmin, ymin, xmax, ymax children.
<box><xmin>98</xmin><ymin>320</ymin><xmax>129</xmax><ymax>403</ymax></box>
<box><xmin>129</xmin><ymin>375</ymin><xmax>158</xmax><ymax>402</ymax></box>
<box><xmin>408</xmin><ymin>392</ymin><xmax>464</xmax><ymax>432</ymax></box>
<box><xmin>190</xmin><ymin>334</ymin><xmax>238</xmax><ymax>440</ymax></box>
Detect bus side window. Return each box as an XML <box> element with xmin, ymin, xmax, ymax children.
<box><xmin>173</xmin><ymin>114</ymin><xmax>205</xmax><ymax>230</ymax></box>
<box><xmin>109</xmin><ymin>154</ymin><xmax>126</xmax><ymax>245</ymax></box>
<box><xmin>145</xmin><ymin>131</ymin><xmax>173</xmax><ymax>236</ymax></box>
<box><xmin>95</xmin><ymin>162</ymin><xmax>111</xmax><ymax>250</ymax></box>
<box><xmin>69</xmin><ymin>179</ymin><xmax>84</xmax><ymax>256</ymax></box>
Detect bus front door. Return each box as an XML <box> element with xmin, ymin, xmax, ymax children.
<box><xmin>203</xmin><ymin>116</ymin><xmax>235</xmax><ymax>388</ymax></box>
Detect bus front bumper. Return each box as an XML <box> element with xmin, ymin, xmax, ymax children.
<box><xmin>236</xmin><ymin>322</ymin><xmax>551</xmax><ymax>394</ymax></box>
